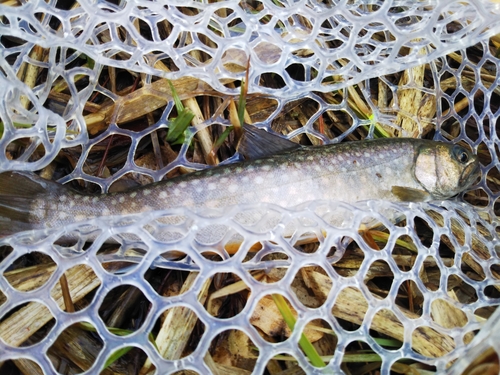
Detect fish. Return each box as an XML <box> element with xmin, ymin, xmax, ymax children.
<box><xmin>0</xmin><ymin>129</ymin><xmax>480</xmax><ymax>237</ymax></box>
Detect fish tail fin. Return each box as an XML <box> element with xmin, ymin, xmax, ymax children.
<box><xmin>0</xmin><ymin>171</ymin><xmax>61</xmax><ymax>236</ymax></box>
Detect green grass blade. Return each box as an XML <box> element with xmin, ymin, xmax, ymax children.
<box><xmin>271</xmin><ymin>294</ymin><xmax>326</xmax><ymax>368</ymax></box>
<box><xmin>103</xmin><ymin>347</ymin><xmax>134</xmax><ymax>369</ymax></box>
<box><xmin>0</xmin><ymin>122</ymin><xmax>34</xmax><ymax>138</ymax></box>
<box><xmin>165</xmin><ymin>80</ymin><xmax>195</xmax><ymax>144</ymax></box>
<box><xmin>213</xmin><ymin>126</ymin><xmax>234</xmax><ymax>149</ymax></box>
<box><xmin>168</xmin><ymin>80</ymin><xmax>184</xmax><ymax>112</ymax></box>
<box><xmin>271</xmin><ymin>352</ymin><xmax>382</xmax><ymax>363</ymax></box>
<box><xmin>166</xmin><ymin>110</ymin><xmax>195</xmax><ymax>144</ymax></box>
<box><xmin>80</xmin><ymin>322</ymin><xmax>160</xmax><ymax>369</ymax></box>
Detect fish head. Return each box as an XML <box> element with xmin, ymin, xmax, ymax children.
<box><xmin>413</xmin><ymin>142</ymin><xmax>480</xmax><ymax>199</ymax></box>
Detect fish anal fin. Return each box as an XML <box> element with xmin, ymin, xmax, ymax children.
<box><xmin>391</xmin><ymin>186</ymin><xmax>431</xmax><ymax>202</ymax></box>
<box><xmin>237</xmin><ymin>124</ymin><xmax>302</xmax><ymax>159</ymax></box>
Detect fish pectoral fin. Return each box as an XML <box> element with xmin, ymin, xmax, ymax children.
<box><xmin>391</xmin><ymin>186</ymin><xmax>431</xmax><ymax>202</ymax></box>
<box><xmin>237</xmin><ymin>124</ymin><xmax>302</xmax><ymax>159</ymax></box>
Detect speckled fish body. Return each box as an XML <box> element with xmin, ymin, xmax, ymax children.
<box><xmin>0</xmin><ymin>138</ymin><xmax>480</xmax><ymax>235</ymax></box>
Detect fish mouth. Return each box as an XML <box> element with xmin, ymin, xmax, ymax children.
<box><xmin>459</xmin><ymin>160</ymin><xmax>481</xmax><ymax>188</ymax></box>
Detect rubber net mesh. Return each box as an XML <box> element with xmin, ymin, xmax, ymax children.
<box><xmin>1</xmin><ymin>0</ymin><xmax>500</xmax><ymax>374</ymax></box>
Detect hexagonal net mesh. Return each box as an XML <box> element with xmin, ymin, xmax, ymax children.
<box><xmin>0</xmin><ymin>0</ymin><xmax>500</xmax><ymax>374</ymax></box>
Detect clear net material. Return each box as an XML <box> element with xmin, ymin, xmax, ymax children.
<box><xmin>0</xmin><ymin>0</ymin><xmax>500</xmax><ymax>374</ymax></box>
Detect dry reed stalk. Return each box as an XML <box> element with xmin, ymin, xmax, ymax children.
<box><xmin>393</xmin><ymin>62</ymin><xmax>426</xmax><ymax>137</ymax></box>
<box><xmin>140</xmin><ymin>272</ymin><xmax>212</xmax><ymax>374</ymax></box>
<box><xmin>0</xmin><ymin>265</ymin><xmax>100</xmax><ymax>347</ymax></box>
<box><xmin>310</xmin><ymin>270</ymin><xmax>456</xmax><ymax>358</ymax></box>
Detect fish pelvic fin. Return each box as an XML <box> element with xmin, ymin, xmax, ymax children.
<box><xmin>0</xmin><ymin>171</ymin><xmax>61</xmax><ymax>236</ymax></box>
<box><xmin>391</xmin><ymin>186</ymin><xmax>431</xmax><ymax>202</ymax></box>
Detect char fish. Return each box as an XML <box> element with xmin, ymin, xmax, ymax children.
<box><xmin>0</xmin><ymin>134</ymin><xmax>480</xmax><ymax>237</ymax></box>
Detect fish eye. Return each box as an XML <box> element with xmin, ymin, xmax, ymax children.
<box><xmin>452</xmin><ymin>145</ymin><xmax>469</xmax><ymax>164</ymax></box>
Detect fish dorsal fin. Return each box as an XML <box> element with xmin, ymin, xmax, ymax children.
<box><xmin>237</xmin><ymin>124</ymin><xmax>302</xmax><ymax>159</ymax></box>
<box><xmin>391</xmin><ymin>186</ymin><xmax>431</xmax><ymax>202</ymax></box>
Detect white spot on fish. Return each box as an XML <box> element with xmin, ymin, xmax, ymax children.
<box><xmin>341</xmin><ymin>167</ymin><xmax>347</xmax><ymax>172</ymax></box>
<box><xmin>228</xmin><ymin>184</ymin><xmax>238</xmax><ymax>193</ymax></box>
<box><xmin>338</xmin><ymin>155</ymin><xmax>344</xmax><ymax>161</ymax></box>
<box><xmin>255</xmin><ymin>159</ymin><xmax>263</xmax><ymax>164</ymax></box>
<box><xmin>119</xmin><ymin>196</ymin><xmax>125</xmax><ymax>203</ymax></box>
<box><xmin>205</xmin><ymin>200</ymin><xmax>218</xmax><ymax>209</ymax></box>
<box><xmin>102</xmin><ymin>208</ymin><xmax>110</xmax><ymax>215</ymax></box>
<box><xmin>74</xmin><ymin>214</ymin><xmax>86</xmax><ymax>221</ymax></box>
<box><xmin>208</xmin><ymin>183</ymin><xmax>217</xmax><ymax>190</ymax></box>
<box><xmin>242</xmin><ymin>176</ymin><xmax>250</xmax><ymax>183</ymax></box>
<box><xmin>174</xmin><ymin>188</ymin><xmax>181</xmax><ymax>196</ymax></box>
<box><xmin>327</xmin><ymin>165</ymin><xmax>335</xmax><ymax>172</ymax></box>
<box><xmin>220</xmin><ymin>177</ymin><xmax>229</xmax><ymax>184</ymax></box>
<box><xmin>131</xmin><ymin>202</ymin><xmax>137</xmax><ymax>208</ymax></box>
<box><xmin>255</xmin><ymin>176</ymin><xmax>264</xmax><ymax>184</ymax></box>
<box><xmin>59</xmin><ymin>195</ymin><xmax>67</xmax><ymax>202</ymax></box>
<box><xmin>364</xmin><ymin>152</ymin><xmax>370</xmax><ymax>157</ymax></box>
<box><xmin>179</xmin><ymin>181</ymin><xmax>187</xmax><ymax>188</ymax></box>
<box><xmin>50</xmin><ymin>204</ymin><xmax>57</xmax><ymax>210</ymax></box>
<box><xmin>235</xmin><ymin>167</ymin><xmax>243</xmax><ymax>173</ymax></box>
<box><xmin>92</xmin><ymin>197</ymin><xmax>99</xmax><ymax>203</ymax></box>
<box><xmin>111</xmin><ymin>199</ymin><xmax>117</xmax><ymax>205</ymax></box>
<box><xmin>159</xmin><ymin>191</ymin><xmax>167</xmax><ymax>199</ymax></box>
<box><xmin>314</xmin><ymin>165</ymin><xmax>321</xmax><ymax>172</ymax></box>
<box><xmin>69</xmin><ymin>200</ymin><xmax>75</xmax><ymax>208</ymax></box>
<box><xmin>83</xmin><ymin>196</ymin><xmax>90</xmax><ymax>202</ymax></box>
<box><xmin>59</xmin><ymin>212</ymin><xmax>68</xmax><ymax>220</ymax></box>
<box><xmin>130</xmin><ymin>192</ymin><xmax>137</xmax><ymax>198</ymax></box>
<box><xmin>262</xmin><ymin>165</ymin><xmax>271</xmax><ymax>171</ymax></box>
<box><xmin>144</xmin><ymin>189</ymin><xmax>151</xmax><ymax>196</ymax></box>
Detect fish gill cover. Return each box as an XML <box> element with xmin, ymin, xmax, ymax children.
<box><xmin>0</xmin><ymin>0</ymin><xmax>499</xmax><ymax>374</ymax></box>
